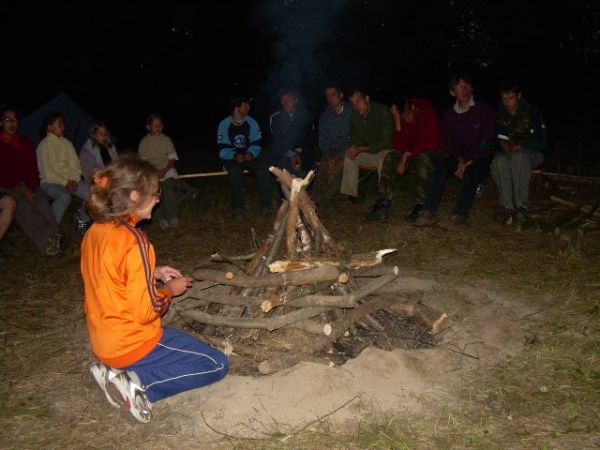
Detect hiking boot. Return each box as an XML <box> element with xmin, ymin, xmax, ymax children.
<box><xmin>44</xmin><ymin>234</ymin><xmax>62</xmax><ymax>256</ymax></box>
<box><xmin>414</xmin><ymin>210</ymin><xmax>437</xmax><ymax>226</ymax></box>
<box><xmin>91</xmin><ymin>364</ymin><xmax>152</xmax><ymax>423</ymax></box>
<box><xmin>405</xmin><ymin>203</ymin><xmax>425</xmax><ymax>222</ymax></box>
<box><xmin>449</xmin><ymin>214</ymin><xmax>467</xmax><ymax>226</ymax></box>
<box><xmin>514</xmin><ymin>205</ymin><xmax>530</xmax><ymax>224</ymax></box>
<box><xmin>494</xmin><ymin>207</ymin><xmax>515</xmax><ymax>225</ymax></box>
<box><xmin>366</xmin><ymin>199</ymin><xmax>392</xmax><ymax>221</ymax></box>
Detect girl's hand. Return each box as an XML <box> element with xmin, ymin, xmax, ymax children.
<box><xmin>165</xmin><ymin>277</ymin><xmax>193</xmax><ymax>297</ymax></box>
<box><xmin>155</xmin><ymin>265</ymin><xmax>183</xmax><ymax>282</ymax></box>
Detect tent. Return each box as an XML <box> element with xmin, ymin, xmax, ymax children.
<box><xmin>18</xmin><ymin>92</ymin><xmax>96</xmax><ymax>152</ymax></box>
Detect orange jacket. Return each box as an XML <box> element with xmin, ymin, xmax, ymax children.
<box><xmin>81</xmin><ymin>214</ymin><xmax>172</xmax><ymax>368</ymax></box>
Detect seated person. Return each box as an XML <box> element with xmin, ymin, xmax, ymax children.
<box><xmin>339</xmin><ymin>88</ymin><xmax>393</xmax><ymax>211</ymax></box>
<box><xmin>311</xmin><ymin>84</ymin><xmax>353</xmax><ymax>207</ymax></box>
<box><xmin>0</xmin><ymin>194</ymin><xmax>16</xmax><ymax>244</ymax></box>
<box><xmin>369</xmin><ymin>96</ymin><xmax>443</xmax><ymax>221</ymax></box>
<box><xmin>36</xmin><ymin>111</ymin><xmax>91</xmax><ymax>235</ymax></box>
<box><xmin>415</xmin><ymin>74</ymin><xmax>496</xmax><ymax>225</ymax></box>
<box><xmin>268</xmin><ymin>88</ymin><xmax>317</xmax><ymax>177</ymax></box>
<box><xmin>491</xmin><ymin>81</ymin><xmax>546</xmax><ymax>224</ymax></box>
<box><xmin>0</xmin><ymin>107</ymin><xmax>62</xmax><ymax>255</ymax></box>
<box><xmin>218</xmin><ymin>96</ymin><xmax>273</xmax><ymax>217</ymax></box>
<box><xmin>79</xmin><ymin>121</ymin><xmax>118</xmax><ymax>182</ymax></box>
<box><xmin>138</xmin><ymin>113</ymin><xmax>198</xmax><ymax>229</ymax></box>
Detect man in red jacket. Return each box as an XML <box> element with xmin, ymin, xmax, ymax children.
<box><xmin>367</xmin><ymin>97</ymin><xmax>443</xmax><ymax>221</ymax></box>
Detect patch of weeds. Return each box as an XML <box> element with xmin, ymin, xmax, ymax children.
<box><xmin>0</xmin><ymin>390</ymin><xmax>52</xmax><ymax>419</ymax></box>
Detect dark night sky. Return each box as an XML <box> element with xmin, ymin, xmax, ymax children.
<box><xmin>4</xmin><ymin>0</ymin><xmax>600</xmax><ymax>171</ymax></box>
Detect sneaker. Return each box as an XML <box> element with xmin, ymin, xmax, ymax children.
<box><xmin>158</xmin><ymin>219</ymin><xmax>170</xmax><ymax>230</ymax></box>
<box><xmin>405</xmin><ymin>203</ymin><xmax>425</xmax><ymax>222</ymax></box>
<box><xmin>89</xmin><ymin>363</ymin><xmax>123</xmax><ymax>408</ymax></box>
<box><xmin>414</xmin><ymin>210</ymin><xmax>437</xmax><ymax>226</ymax></box>
<box><xmin>75</xmin><ymin>216</ymin><xmax>91</xmax><ymax>236</ymax></box>
<box><xmin>494</xmin><ymin>207</ymin><xmax>515</xmax><ymax>225</ymax></box>
<box><xmin>449</xmin><ymin>214</ymin><xmax>467</xmax><ymax>225</ymax></box>
<box><xmin>475</xmin><ymin>183</ymin><xmax>485</xmax><ymax>198</ymax></box>
<box><xmin>169</xmin><ymin>218</ymin><xmax>179</xmax><ymax>228</ymax></box>
<box><xmin>91</xmin><ymin>364</ymin><xmax>152</xmax><ymax>423</ymax></box>
<box><xmin>366</xmin><ymin>199</ymin><xmax>392</xmax><ymax>221</ymax></box>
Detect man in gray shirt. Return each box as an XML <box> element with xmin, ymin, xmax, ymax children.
<box><xmin>311</xmin><ymin>84</ymin><xmax>353</xmax><ymax>207</ymax></box>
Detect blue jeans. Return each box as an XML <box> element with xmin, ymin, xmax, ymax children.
<box><xmin>40</xmin><ymin>180</ymin><xmax>89</xmax><ymax>225</ymax></box>
<box><xmin>423</xmin><ymin>155</ymin><xmax>492</xmax><ymax>218</ymax></box>
<box><xmin>124</xmin><ymin>327</ymin><xmax>229</xmax><ymax>402</ymax></box>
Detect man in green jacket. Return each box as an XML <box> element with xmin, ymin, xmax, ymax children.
<box><xmin>492</xmin><ymin>82</ymin><xmax>546</xmax><ymax>224</ymax></box>
<box><xmin>340</xmin><ymin>88</ymin><xmax>393</xmax><ymax>217</ymax></box>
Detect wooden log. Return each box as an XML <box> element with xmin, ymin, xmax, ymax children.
<box><xmin>243</xmin><ymin>201</ymin><xmax>289</xmax><ymax>275</ymax></box>
<box><xmin>286</xmin><ymin>271</ymin><xmax>399</xmax><ymax>308</ymax></box>
<box><xmin>270</xmin><ymin>166</ymin><xmax>338</xmax><ymax>256</ymax></box>
<box><xmin>286</xmin><ymin>319</ymin><xmax>332</xmax><ymax>336</ymax></box>
<box><xmin>268</xmin><ymin>249</ymin><xmax>397</xmax><ymax>273</ymax></box>
<box><xmin>179</xmin><ymin>306</ymin><xmax>330</xmax><ymax>332</ymax></box>
<box><xmin>210</xmin><ymin>252</ymin><xmax>256</xmax><ymax>263</ymax></box>
<box><xmin>550</xmin><ymin>195</ymin><xmax>600</xmax><ymax>219</ymax></box>
<box><xmin>386</xmin><ymin>298</ymin><xmax>449</xmax><ymax>333</ymax></box>
<box><xmin>258</xmin><ymin>295</ymin><xmax>397</xmax><ymax>374</ymax></box>
<box><xmin>193</xmin><ymin>265</ymin><xmax>340</xmax><ymax>288</ymax></box>
<box><xmin>199</xmin><ymin>334</ymin><xmax>262</xmax><ymax>357</ymax></box>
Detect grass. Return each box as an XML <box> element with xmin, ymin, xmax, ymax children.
<box><xmin>1</xmin><ymin>172</ymin><xmax>600</xmax><ymax>448</ymax></box>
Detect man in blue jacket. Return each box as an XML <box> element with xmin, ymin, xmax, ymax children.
<box><xmin>218</xmin><ymin>97</ymin><xmax>273</xmax><ymax>217</ymax></box>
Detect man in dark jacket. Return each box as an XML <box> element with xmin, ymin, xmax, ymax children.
<box><xmin>268</xmin><ymin>88</ymin><xmax>316</xmax><ymax>177</ymax></box>
<box><xmin>416</xmin><ymin>74</ymin><xmax>496</xmax><ymax>225</ymax></box>
<box><xmin>491</xmin><ymin>82</ymin><xmax>546</xmax><ymax>224</ymax></box>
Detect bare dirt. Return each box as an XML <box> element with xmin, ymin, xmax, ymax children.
<box><xmin>2</xmin><ymin>175</ymin><xmax>599</xmax><ymax>449</ymax></box>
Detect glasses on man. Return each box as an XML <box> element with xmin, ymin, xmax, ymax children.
<box><xmin>2</xmin><ymin>117</ymin><xmax>18</xmax><ymax>123</ymax></box>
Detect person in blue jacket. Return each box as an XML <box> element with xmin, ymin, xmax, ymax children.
<box><xmin>218</xmin><ymin>97</ymin><xmax>273</xmax><ymax>217</ymax></box>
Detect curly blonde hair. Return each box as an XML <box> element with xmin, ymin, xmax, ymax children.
<box><xmin>85</xmin><ymin>154</ymin><xmax>159</xmax><ymax>224</ymax></box>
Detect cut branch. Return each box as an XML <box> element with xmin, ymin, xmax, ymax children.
<box><xmin>180</xmin><ymin>306</ymin><xmax>330</xmax><ymax>332</ymax></box>
<box><xmin>193</xmin><ymin>265</ymin><xmax>340</xmax><ymax>287</ymax></box>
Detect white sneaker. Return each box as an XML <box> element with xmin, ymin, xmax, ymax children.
<box><xmin>106</xmin><ymin>370</ymin><xmax>153</xmax><ymax>423</ymax></box>
<box><xmin>89</xmin><ymin>363</ymin><xmax>152</xmax><ymax>423</ymax></box>
<box><xmin>89</xmin><ymin>363</ymin><xmax>122</xmax><ymax>408</ymax></box>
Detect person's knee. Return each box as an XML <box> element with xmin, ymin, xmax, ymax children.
<box><xmin>492</xmin><ymin>153</ymin><xmax>509</xmax><ymax>171</ymax></box>
<box><xmin>54</xmin><ymin>190</ymin><xmax>72</xmax><ymax>207</ymax></box>
<box><xmin>216</xmin><ymin>353</ymin><xmax>229</xmax><ymax>379</ymax></box>
<box><xmin>0</xmin><ymin>195</ymin><xmax>17</xmax><ymax>215</ymax></box>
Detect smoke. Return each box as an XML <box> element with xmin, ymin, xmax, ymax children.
<box><xmin>253</xmin><ymin>0</ymin><xmax>348</xmax><ymax>115</ymax></box>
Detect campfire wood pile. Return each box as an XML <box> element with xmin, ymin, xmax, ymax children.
<box><xmin>166</xmin><ymin>167</ymin><xmax>448</xmax><ymax>374</ymax></box>
<box><xmin>528</xmin><ymin>171</ymin><xmax>600</xmax><ymax>235</ymax></box>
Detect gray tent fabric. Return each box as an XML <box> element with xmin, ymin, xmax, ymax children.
<box><xmin>18</xmin><ymin>92</ymin><xmax>96</xmax><ymax>152</ymax></box>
